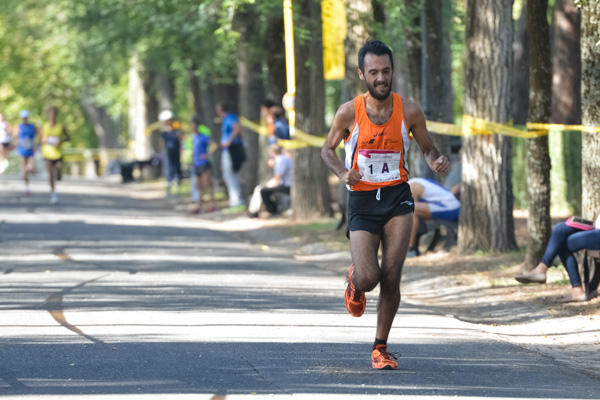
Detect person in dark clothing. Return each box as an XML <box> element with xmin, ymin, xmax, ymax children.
<box><xmin>272</xmin><ymin>107</ymin><xmax>290</xmax><ymax>141</ymax></box>
<box><xmin>159</xmin><ymin>110</ymin><xmax>182</xmax><ymax>195</ymax></box>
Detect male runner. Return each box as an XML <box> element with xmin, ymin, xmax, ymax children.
<box><xmin>321</xmin><ymin>40</ymin><xmax>450</xmax><ymax>370</ymax></box>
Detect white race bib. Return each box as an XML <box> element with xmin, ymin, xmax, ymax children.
<box><xmin>357</xmin><ymin>149</ymin><xmax>402</xmax><ymax>183</ymax></box>
<box><xmin>20</xmin><ymin>138</ymin><xmax>33</xmax><ymax>150</ymax></box>
<box><xmin>47</xmin><ymin>136</ymin><xmax>60</xmax><ymax>147</ymax></box>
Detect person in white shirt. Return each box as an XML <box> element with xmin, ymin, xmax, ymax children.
<box><xmin>247</xmin><ymin>144</ymin><xmax>293</xmax><ymax>218</ymax></box>
<box><xmin>407</xmin><ymin>177</ymin><xmax>461</xmax><ymax>257</ymax></box>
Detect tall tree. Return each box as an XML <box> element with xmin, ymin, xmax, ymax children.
<box><xmin>458</xmin><ymin>0</ymin><xmax>518</xmax><ymax>253</ymax></box>
<box><xmin>523</xmin><ymin>0</ymin><xmax>552</xmax><ymax>268</ymax></box>
<box><xmin>128</xmin><ymin>52</ymin><xmax>152</xmax><ymax>160</ymax></box>
<box><xmin>403</xmin><ymin>0</ymin><xmax>431</xmax><ymax>179</ymax></box>
<box><xmin>423</xmin><ymin>0</ymin><xmax>454</xmax><ymax>180</ymax></box>
<box><xmin>264</xmin><ymin>14</ymin><xmax>288</xmax><ymax>103</ymax></box>
<box><xmin>512</xmin><ymin>3</ymin><xmax>530</xmax><ymax>125</ymax></box>
<box><xmin>292</xmin><ymin>0</ymin><xmax>333</xmax><ymax>219</ymax></box>
<box><xmin>403</xmin><ymin>0</ymin><xmax>422</xmax><ymax>103</ymax></box>
<box><xmin>550</xmin><ymin>0</ymin><xmax>582</xmax><ymax>214</ymax></box>
<box><xmin>580</xmin><ymin>2</ymin><xmax>600</xmax><ymax>220</ymax></box>
<box><xmin>233</xmin><ymin>4</ymin><xmax>264</xmax><ymax>200</ymax></box>
<box><xmin>552</xmin><ymin>0</ymin><xmax>582</xmax><ymax>124</ymax></box>
<box><xmin>344</xmin><ymin>0</ymin><xmax>375</xmax><ymax>99</ymax></box>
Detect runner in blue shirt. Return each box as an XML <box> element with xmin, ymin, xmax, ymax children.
<box><xmin>16</xmin><ymin>110</ymin><xmax>36</xmax><ymax>196</ymax></box>
<box><xmin>191</xmin><ymin>115</ymin><xmax>217</xmax><ymax>214</ymax></box>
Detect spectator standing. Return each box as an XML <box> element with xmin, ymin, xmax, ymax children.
<box><xmin>16</xmin><ymin>110</ymin><xmax>37</xmax><ymax>197</ymax></box>
<box><xmin>159</xmin><ymin>110</ymin><xmax>182</xmax><ymax>196</ymax></box>
<box><xmin>215</xmin><ymin>103</ymin><xmax>244</xmax><ymax>209</ymax></box>
<box><xmin>0</xmin><ymin>113</ymin><xmax>13</xmax><ymax>173</ymax></box>
<box><xmin>260</xmin><ymin>99</ymin><xmax>276</xmax><ymax>136</ymax></box>
<box><xmin>271</xmin><ymin>107</ymin><xmax>290</xmax><ymax>142</ymax></box>
<box><xmin>40</xmin><ymin>107</ymin><xmax>70</xmax><ymax>204</ymax></box>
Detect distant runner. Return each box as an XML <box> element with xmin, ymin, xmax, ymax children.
<box><xmin>0</xmin><ymin>113</ymin><xmax>13</xmax><ymax>173</ymax></box>
<box><xmin>321</xmin><ymin>40</ymin><xmax>450</xmax><ymax>370</ymax></box>
<box><xmin>191</xmin><ymin>114</ymin><xmax>216</xmax><ymax>214</ymax></box>
<box><xmin>16</xmin><ymin>110</ymin><xmax>37</xmax><ymax>197</ymax></box>
<box><xmin>41</xmin><ymin>107</ymin><xmax>70</xmax><ymax>204</ymax></box>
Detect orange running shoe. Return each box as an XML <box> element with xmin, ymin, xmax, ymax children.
<box><xmin>345</xmin><ymin>264</ymin><xmax>366</xmax><ymax>317</ymax></box>
<box><xmin>372</xmin><ymin>345</ymin><xmax>398</xmax><ymax>370</ymax></box>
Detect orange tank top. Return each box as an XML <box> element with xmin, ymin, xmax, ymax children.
<box><xmin>344</xmin><ymin>93</ymin><xmax>412</xmax><ymax>191</ymax></box>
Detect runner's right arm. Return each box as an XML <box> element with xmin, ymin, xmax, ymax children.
<box><xmin>321</xmin><ymin>101</ymin><xmax>362</xmax><ymax>187</ymax></box>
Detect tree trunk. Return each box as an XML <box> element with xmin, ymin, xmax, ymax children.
<box><xmin>404</xmin><ymin>0</ymin><xmax>422</xmax><ymax>103</ymax></box>
<box><xmin>234</xmin><ymin>5</ymin><xmax>264</xmax><ymax>202</ymax></box>
<box><xmin>552</xmin><ymin>0</ymin><xmax>581</xmax><ymax>125</ymax></box>
<box><xmin>581</xmin><ymin>3</ymin><xmax>600</xmax><ymax>220</ymax></box>
<box><xmin>263</xmin><ymin>12</ymin><xmax>287</xmax><ymax>183</ymax></box>
<box><xmin>524</xmin><ymin>0</ymin><xmax>552</xmax><ymax>269</ymax></box>
<box><xmin>156</xmin><ymin>69</ymin><xmax>175</xmax><ymax>113</ymax></box>
<box><xmin>189</xmin><ymin>66</ymin><xmax>217</xmax><ymax>133</ymax></box>
<box><xmin>458</xmin><ymin>0</ymin><xmax>518</xmax><ymax>254</ymax></box>
<box><xmin>344</xmin><ymin>0</ymin><xmax>374</xmax><ymax>100</ymax></box>
<box><xmin>403</xmin><ymin>0</ymin><xmax>430</xmax><ymax>180</ymax></box>
<box><xmin>128</xmin><ymin>52</ymin><xmax>152</xmax><ymax>161</ymax></box>
<box><xmin>82</xmin><ymin>94</ymin><xmax>118</xmax><ymax>149</ymax></box>
<box><xmin>512</xmin><ymin>3</ymin><xmax>530</xmax><ymax>125</ymax></box>
<box><xmin>292</xmin><ymin>0</ymin><xmax>333</xmax><ymax>219</ymax></box>
<box><xmin>265</xmin><ymin>14</ymin><xmax>287</xmax><ymax>104</ymax></box>
<box><xmin>423</xmin><ymin>0</ymin><xmax>454</xmax><ymax>181</ymax></box>
<box><xmin>550</xmin><ymin>0</ymin><xmax>582</xmax><ymax>215</ymax></box>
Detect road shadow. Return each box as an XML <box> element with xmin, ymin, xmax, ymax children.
<box><xmin>0</xmin><ymin>339</ymin><xmax>598</xmax><ymax>398</ymax></box>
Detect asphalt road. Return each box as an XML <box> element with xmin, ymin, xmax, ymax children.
<box><xmin>1</xmin><ymin>175</ymin><xmax>599</xmax><ymax>399</ymax></box>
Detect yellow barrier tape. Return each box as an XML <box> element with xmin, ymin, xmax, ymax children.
<box><xmin>238</xmin><ymin>114</ymin><xmax>600</xmax><ymax>150</ymax></box>
<box><xmin>239</xmin><ymin>117</ymin><xmax>269</xmax><ymax>136</ymax></box>
<box><xmin>292</xmin><ymin>128</ymin><xmax>327</xmax><ymax>147</ymax></box>
<box><xmin>277</xmin><ymin>138</ymin><xmax>310</xmax><ymax>149</ymax></box>
<box><xmin>240</xmin><ymin>116</ymin><xmax>323</xmax><ymax>150</ymax></box>
<box><xmin>462</xmin><ymin>115</ymin><xmax>545</xmax><ymax>139</ymax></box>
<box><xmin>145</xmin><ymin>121</ymin><xmax>163</xmax><ymax>136</ymax></box>
<box><xmin>526</xmin><ymin>122</ymin><xmax>600</xmax><ymax>133</ymax></box>
<box><xmin>426</xmin><ymin>120</ymin><xmax>463</xmax><ymax>136</ymax></box>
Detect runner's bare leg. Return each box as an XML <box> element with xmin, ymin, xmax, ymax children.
<box><xmin>349</xmin><ymin>230</ymin><xmax>382</xmax><ymax>293</ymax></box>
<box><xmin>377</xmin><ymin>212</ymin><xmax>413</xmax><ymax>340</ymax></box>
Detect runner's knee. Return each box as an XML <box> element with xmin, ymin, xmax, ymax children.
<box><xmin>354</xmin><ymin>266</ymin><xmax>380</xmax><ymax>292</ymax></box>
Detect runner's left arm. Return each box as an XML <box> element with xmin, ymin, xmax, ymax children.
<box><xmin>404</xmin><ymin>100</ymin><xmax>451</xmax><ymax>174</ymax></box>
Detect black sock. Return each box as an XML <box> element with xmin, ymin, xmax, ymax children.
<box><xmin>373</xmin><ymin>338</ymin><xmax>387</xmax><ymax>350</ymax></box>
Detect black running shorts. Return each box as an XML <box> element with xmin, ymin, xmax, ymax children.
<box><xmin>347</xmin><ymin>182</ymin><xmax>414</xmax><ymax>236</ymax></box>
<box><xmin>194</xmin><ymin>163</ymin><xmax>211</xmax><ymax>177</ymax></box>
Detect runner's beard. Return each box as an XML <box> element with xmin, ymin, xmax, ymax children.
<box><xmin>366</xmin><ymin>80</ymin><xmax>392</xmax><ymax>101</ymax></box>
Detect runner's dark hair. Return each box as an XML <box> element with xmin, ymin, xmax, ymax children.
<box><xmin>358</xmin><ymin>40</ymin><xmax>394</xmax><ymax>72</ymax></box>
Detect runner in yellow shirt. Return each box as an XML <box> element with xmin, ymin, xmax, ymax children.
<box><xmin>40</xmin><ymin>107</ymin><xmax>70</xmax><ymax>204</ymax></box>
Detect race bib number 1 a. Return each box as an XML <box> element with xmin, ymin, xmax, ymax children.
<box><xmin>357</xmin><ymin>149</ymin><xmax>402</xmax><ymax>183</ymax></box>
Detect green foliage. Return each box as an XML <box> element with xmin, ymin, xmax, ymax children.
<box><xmin>512</xmin><ymin>131</ymin><xmax>582</xmax><ymax>214</ymax></box>
<box><xmin>512</xmin><ymin>137</ymin><xmax>529</xmax><ymax>210</ymax></box>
